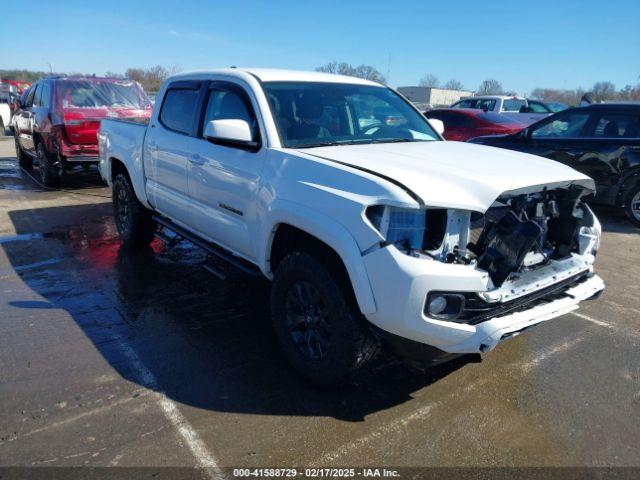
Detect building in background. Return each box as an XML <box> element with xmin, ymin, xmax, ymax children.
<box><xmin>398</xmin><ymin>86</ymin><xmax>473</xmax><ymax>110</ymax></box>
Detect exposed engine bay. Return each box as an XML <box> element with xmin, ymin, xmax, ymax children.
<box><xmin>416</xmin><ymin>185</ymin><xmax>600</xmax><ymax>288</ymax></box>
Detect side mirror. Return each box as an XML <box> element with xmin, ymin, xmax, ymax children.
<box><xmin>520</xmin><ymin>127</ymin><xmax>531</xmax><ymax>139</ymax></box>
<box><xmin>203</xmin><ymin>119</ymin><xmax>259</xmax><ymax>151</ymax></box>
<box><xmin>428</xmin><ymin>118</ymin><xmax>445</xmax><ymax>136</ymax></box>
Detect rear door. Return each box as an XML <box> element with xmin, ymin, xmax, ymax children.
<box><xmin>143</xmin><ymin>81</ymin><xmax>204</xmax><ymax>227</ymax></box>
<box><xmin>187</xmin><ymin>81</ymin><xmax>265</xmax><ymax>260</ymax></box>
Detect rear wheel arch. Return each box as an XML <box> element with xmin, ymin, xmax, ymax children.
<box><xmin>619</xmin><ymin>170</ymin><xmax>640</xmax><ymax>205</ymax></box>
<box><xmin>110</xmin><ymin>157</ymin><xmax>129</xmax><ymax>184</ymax></box>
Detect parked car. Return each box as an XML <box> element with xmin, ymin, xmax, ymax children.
<box><xmin>99</xmin><ymin>68</ymin><xmax>604</xmax><ymax>385</ymax></box>
<box><xmin>469</xmin><ymin>104</ymin><xmax>640</xmax><ymax>226</ymax></box>
<box><xmin>425</xmin><ymin>108</ymin><xmax>526</xmax><ymax>141</ymax></box>
<box><xmin>13</xmin><ymin>76</ymin><xmax>152</xmax><ymax>186</ymax></box>
<box><xmin>451</xmin><ymin>95</ymin><xmax>551</xmax><ymax>125</ymax></box>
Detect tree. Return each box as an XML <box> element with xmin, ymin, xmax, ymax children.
<box><xmin>477</xmin><ymin>79</ymin><xmax>504</xmax><ymax>95</ymax></box>
<box><xmin>316</xmin><ymin>62</ymin><xmax>386</xmax><ymax>83</ymax></box>
<box><xmin>443</xmin><ymin>79</ymin><xmax>465</xmax><ymax>90</ymax></box>
<box><xmin>124</xmin><ymin>65</ymin><xmax>175</xmax><ymax>93</ymax></box>
<box><xmin>592</xmin><ymin>81</ymin><xmax>616</xmax><ymax>102</ymax></box>
<box><xmin>419</xmin><ymin>74</ymin><xmax>439</xmax><ymax>87</ymax></box>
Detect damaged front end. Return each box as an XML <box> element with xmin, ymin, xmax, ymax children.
<box><xmin>366</xmin><ymin>182</ymin><xmax>602</xmax><ymax>323</ymax></box>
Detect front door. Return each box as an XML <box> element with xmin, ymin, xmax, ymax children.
<box><xmin>520</xmin><ymin>109</ymin><xmax>592</xmax><ymax>171</ymax></box>
<box><xmin>15</xmin><ymin>84</ymin><xmax>38</xmax><ymax>154</ymax></box>
<box><xmin>188</xmin><ymin>81</ymin><xmax>264</xmax><ymax>261</ymax></box>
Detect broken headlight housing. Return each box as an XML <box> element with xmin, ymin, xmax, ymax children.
<box><xmin>366</xmin><ymin>205</ymin><xmax>426</xmax><ymax>252</ymax></box>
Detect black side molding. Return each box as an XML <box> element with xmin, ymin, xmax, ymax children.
<box><xmin>152</xmin><ymin>215</ymin><xmax>262</xmax><ymax>277</ymax></box>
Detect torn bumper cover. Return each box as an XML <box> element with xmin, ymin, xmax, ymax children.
<box><xmin>362</xmin><ymin>244</ymin><xmax>605</xmax><ymax>357</ymax></box>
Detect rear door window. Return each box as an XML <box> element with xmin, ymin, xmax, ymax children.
<box><xmin>501</xmin><ymin>99</ymin><xmax>526</xmax><ymax>112</ymax></box>
<box><xmin>159</xmin><ymin>88</ymin><xmax>200</xmax><ymax>135</ymax></box>
<box><xmin>26</xmin><ymin>84</ymin><xmax>38</xmax><ymax>107</ymax></box>
<box><xmin>38</xmin><ymin>82</ymin><xmax>51</xmax><ymax>108</ymax></box>
<box><xmin>527</xmin><ymin>100</ymin><xmax>550</xmax><ymax>113</ymax></box>
<box><xmin>588</xmin><ymin>112</ymin><xmax>640</xmax><ymax>139</ymax></box>
<box><xmin>452</xmin><ymin>99</ymin><xmax>474</xmax><ymax>108</ymax></box>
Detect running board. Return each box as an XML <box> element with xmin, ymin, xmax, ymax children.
<box><xmin>152</xmin><ymin>215</ymin><xmax>261</xmax><ymax>277</ymax></box>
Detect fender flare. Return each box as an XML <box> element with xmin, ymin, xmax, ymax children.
<box><xmin>105</xmin><ymin>152</ymin><xmax>152</xmax><ymax>210</ymax></box>
<box><xmin>259</xmin><ymin>199</ymin><xmax>377</xmax><ymax>315</ymax></box>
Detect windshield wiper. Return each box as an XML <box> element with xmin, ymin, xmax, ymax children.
<box><xmin>294</xmin><ymin>141</ymin><xmax>345</xmax><ymax>148</ymax></box>
<box><xmin>369</xmin><ymin>138</ymin><xmax>421</xmax><ymax>144</ymax></box>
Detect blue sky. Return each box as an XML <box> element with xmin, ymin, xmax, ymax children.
<box><xmin>3</xmin><ymin>0</ymin><xmax>639</xmax><ymax>94</ymax></box>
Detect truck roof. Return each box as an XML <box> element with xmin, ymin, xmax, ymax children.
<box><xmin>166</xmin><ymin>68</ymin><xmax>382</xmax><ymax>86</ymax></box>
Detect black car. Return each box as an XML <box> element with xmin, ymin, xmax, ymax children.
<box><xmin>469</xmin><ymin>104</ymin><xmax>640</xmax><ymax>226</ymax></box>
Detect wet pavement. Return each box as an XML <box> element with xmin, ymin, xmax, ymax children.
<box><xmin>1</xmin><ymin>137</ymin><xmax>639</xmax><ymax>470</ymax></box>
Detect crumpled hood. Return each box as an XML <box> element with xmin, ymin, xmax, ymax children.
<box><xmin>297</xmin><ymin>141</ymin><xmax>595</xmax><ymax>212</ymax></box>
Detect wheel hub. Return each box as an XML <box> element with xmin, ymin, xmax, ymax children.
<box><xmin>285</xmin><ymin>280</ymin><xmax>331</xmax><ymax>361</ymax></box>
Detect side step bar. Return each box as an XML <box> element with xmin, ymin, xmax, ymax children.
<box><xmin>152</xmin><ymin>215</ymin><xmax>262</xmax><ymax>277</ymax></box>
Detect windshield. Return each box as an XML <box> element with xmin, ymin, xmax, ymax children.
<box><xmin>56</xmin><ymin>80</ymin><xmax>152</xmax><ymax>109</ymax></box>
<box><xmin>262</xmin><ymin>82</ymin><xmax>440</xmax><ymax>148</ymax></box>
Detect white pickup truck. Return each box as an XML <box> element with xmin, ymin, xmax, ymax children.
<box><xmin>98</xmin><ymin>68</ymin><xmax>604</xmax><ymax>384</ymax></box>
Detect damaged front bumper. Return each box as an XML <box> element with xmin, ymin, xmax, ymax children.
<box><xmin>362</xmin><ymin>244</ymin><xmax>605</xmax><ymax>358</ymax></box>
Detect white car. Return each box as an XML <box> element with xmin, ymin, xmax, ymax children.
<box><xmin>98</xmin><ymin>68</ymin><xmax>604</xmax><ymax>385</ymax></box>
<box><xmin>451</xmin><ymin>95</ymin><xmax>551</xmax><ymax>125</ymax></box>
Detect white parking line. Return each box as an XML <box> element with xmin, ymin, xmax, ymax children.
<box><xmin>570</xmin><ymin>311</ymin><xmax>614</xmax><ymax>328</ymax></box>
<box><xmin>311</xmin><ymin>404</ymin><xmax>435</xmax><ymax>466</ymax></box>
<box><xmin>115</xmin><ymin>336</ymin><xmax>223</xmax><ymax>479</ymax></box>
<box><xmin>522</xmin><ymin>336</ymin><xmax>586</xmax><ymax>371</ymax></box>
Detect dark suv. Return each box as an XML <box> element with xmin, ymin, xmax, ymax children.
<box><xmin>469</xmin><ymin>104</ymin><xmax>640</xmax><ymax>226</ymax></box>
<box><xmin>13</xmin><ymin>76</ymin><xmax>152</xmax><ymax>186</ymax></box>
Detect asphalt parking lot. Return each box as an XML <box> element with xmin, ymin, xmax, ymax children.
<box><xmin>0</xmin><ymin>137</ymin><xmax>639</xmax><ymax>472</ymax></box>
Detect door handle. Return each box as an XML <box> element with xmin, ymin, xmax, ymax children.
<box><xmin>189</xmin><ymin>154</ymin><xmax>205</xmax><ymax>165</ymax></box>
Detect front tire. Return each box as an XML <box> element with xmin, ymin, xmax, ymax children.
<box><xmin>36</xmin><ymin>142</ymin><xmax>60</xmax><ymax>187</ymax></box>
<box><xmin>271</xmin><ymin>252</ymin><xmax>378</xmax><ymax>385</ymax></box>
<box><xmin>112</xmin><ymin>173</ymin><xmax>157</xmax><ymax>247</ymax></box>
<box><xmin>624</xmin><ymin>184</ymin><xmax>640</xmax><ymax>227</ymax></box>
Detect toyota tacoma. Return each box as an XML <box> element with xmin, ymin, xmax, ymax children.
<box><xmin>98</xmin><ymin>68</ymin><xmax>604</xmax><ymax>384</ymax></box>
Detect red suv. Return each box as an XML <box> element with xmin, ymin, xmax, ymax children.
<box><xmin>14</xmin><ymin>76</ymin><xmax>152</xmax><ymax>186</ymax></box>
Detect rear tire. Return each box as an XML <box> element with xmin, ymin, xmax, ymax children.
<box><xmin>271</xmin><ymin>252</ymin><xmax>379</xmax><ymax>385</ymax></box>
<box><xmin>36</xmin><ymin>141</ymin><xmax>60</xmax><ymax>187</ymax></box>
<box><xmin>624</xmin><ymin>183</ymin><xmax>640</xmax><ymax>227</ymax></box>
<box><xmin>112</xmin><ymin>173</ymin><xmax>157</xmax><ymax>247</ymax></box>
<box><xmin>0</xmin><ymin>117</ymin><xmax>5</xmax><ymax>136</ymax></box>
<box><xmin>15</xmin><ymin>135</ymin><xmax>32</xmax><ymax>169</ymax></box>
